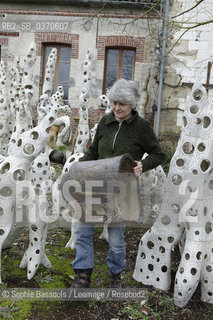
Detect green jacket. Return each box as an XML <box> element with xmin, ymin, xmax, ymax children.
<box><xmin>79</xmin><ymin>110</ymin><xmax>166</xmax><ymax>172</ymax></box>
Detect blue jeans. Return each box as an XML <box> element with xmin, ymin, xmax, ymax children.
<box><xmin>72</xmin><ymin>221</ymin><xmax>126</xmax><ymax>274</ymax></box>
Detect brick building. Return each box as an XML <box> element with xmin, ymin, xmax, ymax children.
<box><xmin>0</xmin><ymin>0</ymin><xmax>162</xmax><ymax>131</ymax></box>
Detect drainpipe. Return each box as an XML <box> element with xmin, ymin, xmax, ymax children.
<box><xmin>155</xmin><ymin>0</ymin><xmax>170</xmax><ymax>137</ymax></box>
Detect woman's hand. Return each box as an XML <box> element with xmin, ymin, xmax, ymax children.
<box><xmin>133</xmin><ymin>161</ymin><xmax>143</xmax><ymax>176</ymax></box>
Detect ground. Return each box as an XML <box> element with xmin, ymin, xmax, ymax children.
<box><xmin>0</xmin><ymin>224</ymin><xmax>213</xmax><ymax>320</ymax></box>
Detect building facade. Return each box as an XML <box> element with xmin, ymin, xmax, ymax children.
<box><xmin>0</xmin><ymin>0</ymin><xmax>162</xmax><ymax>129</ymax></box>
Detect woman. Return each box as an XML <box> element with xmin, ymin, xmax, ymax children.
<box><xmin>72</xmin><ymin>78</ymin><xmax>166</xmax><ymax>288</ymax></box>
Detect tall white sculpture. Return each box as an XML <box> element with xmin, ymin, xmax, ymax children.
<box><xmin>0</xmin><ymin>43</ymin><xmax>36</xmax><ymax>156</ymax></box>
<box><xmin>0</xmin><ymin>45</ymin><xmax>71</xmax><ymax>282</ymax></box>
<box><xmin>134</xmin><ymin>83</ymin><xmax>213</xmax><ymax>307</ymax></box>
<box><xmin>73</xmin><ymin>48</ymin><xmax>93</xmax><ymax>154</ymax></box>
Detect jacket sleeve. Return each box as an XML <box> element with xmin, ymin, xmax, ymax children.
<box><xmin>140</xmin><ymin>121</ymin><xmax>166</xmax><ymax>172</ymax></box>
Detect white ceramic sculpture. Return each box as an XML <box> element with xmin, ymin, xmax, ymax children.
<box><xmin>52</xmin><ymin>48</ymin><xmax>94</xmax><ymax>237</ymax></box>
<box><xmin>134</xmin><ymin>83</ymin><xmax>213</xmax><ymax>307</ymax></box>
<box><xmin>0</xmin><ymin>43</ymin><xmax>36</xmax><ymax>156</ymax></box>
<box><xmin>139</xmin><ymin>154</ymin><xmax>166</xmax><ymax>226</ymax></box>
<box><xmin>73</xmin><ymin>48</ymin><xmax>93</xmax><ymax>154</ymax></box>
<box><xmin>0</xmin><ymin>44</ymin><xmax>72</xmax><ymax>282</ymax></box>
<box><xmin>52</xmin><ymin>115</ymin><xmax>72</xmax><ymax>147</ymax></box>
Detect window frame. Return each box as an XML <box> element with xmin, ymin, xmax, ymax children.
<box><xmin>41</xmin><ymin>42</ymin><xmax>71</xmax><ymax>100</ymax></box>
<box><xmin>103</xmin><ymin>46</ymin><xmax>136</xmax><ymax>93</ymax></box>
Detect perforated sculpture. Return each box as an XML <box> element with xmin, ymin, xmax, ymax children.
<box><xmin>73</xmin><ymin>48</ymin><xmax>92</xmax><ymax>154</ymax></box>
<box><xmin>139</xmin><ymin>154</ymin><xmax>166</xmax><ymax>226</ymax></box>
<box><xmin>0</xmin><ymin>43</ymin><xmax>36</xmax><ymax>156</ymax></box>
<box><xmin>134</xmin><ymin>83</ymin><xmax>213</xmax><ymax>307</ymax></box>
<box><xmin>0</xmin><ymin>45</ymin><xmax>71</xmax><ymax>282</ymax></box>
<box><xmin>52</xmin><ymin>49</ymin><xmax>94</xmax><ymax>245</ymax></box>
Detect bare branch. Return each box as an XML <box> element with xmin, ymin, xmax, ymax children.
<box><xmin>172</xmin><ymin>0</ymin><xmax>205</xmax><ymax>19</ymax></box>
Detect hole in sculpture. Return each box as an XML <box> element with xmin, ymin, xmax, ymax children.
<box><xmin>148</xmin><ymin>264</ymin><xmax>154</xmax><ymax>271</ymax></box>
<box><xmin>147</xmin><ymin>241</ymin><xmax>154</xmax><ymax>249</ymax></box>
<box><xmin>195</xmin><ymin>230</ymin><xmax>200</xmax><ymax>235</ymax></box>
<box><xmin>30</xmin><ymin>131</ymin><xmax>39</xmax><ymax>140</ymax></box>
<box><xmin>13</xmin><ymin>169</ymin><xmax>26</xmax><ymax>181</ymax></box>
<box><xmin>0</xmin><ymin>162</ymin><xmax>10</xmax><ymax>174</ymax></box>
<box><xmin>37</xmin><ymin>162</ymin><xmax>42</xmax><ymax>168</ymax></box>
<box><xmin>172</xmin><ymin>174</ymin><xmax>182</xmax><ymax>185</ymax></box>
<box><xmin>205</xmin><ymin>222</ymin><xmax>212</xmax><ymax>234</ymax></box>
<box><xmin>183</xmin><ymin>279</ymin><xmax>187</xmax><ymax>283</ymax></box>
<box><xmin>29</xmin><ymin>257</ymin><xmax>32</xmax><ymax>261</ymax></box>
<box><xmin>209</xmin><ymin>180</ymin><xmax>213</xmax><ymax>190</ymax></box>
<box><xmin>0</xmin><ymin>229</ymin><xmax>5</xmax><ymax>236</ymax></box>
<box><xmin>167</xmin><ymin>236</ymin><xmax>174</xmax><ymax>243</ymax></box>
<box><xmin>49</xmin><ymin>117</ymin><xmax>55</xmax><ymax>123</ymax></box>
<box><xmin>190</xmin><ymin>105</ymin><xmax>199</xmax><ymax>114</ymax></box>
<box><xmin>193</xmin><ymin>89</ymin><xmax>203</xmax><ymax>101</ymax></box>
<box><xmin>0</xmin><ymin>207</ymin><xmax>3</xmax><ymax>216</ymax></box>
<box><xmin>0</xmin><ymin>186</ymin><xmax>12</xmax><ymax>197</ymax></box>
<box><xmin>176</xmin><ymin>158</ymin><xmax>184</xmax><ymax>167</ymax></box>
<box><xmin>206</xmin><ymin>265</ymin><xmax>212</xmax><ymax>272</ymax></box>
<box><xmin>203</xmin><ymin>117</ymin><xmax>211</xmax><ymax>128</ymax></box>
<box><xmin>159</xmin><ymin>246</ymin><xmax>165</xmax><ymax>253</ymax></box>
<box><xmin>17</xmin><ymin>139</ymin><xmax>22</xmax><ymax>146</ymax></box>
<box><xmin>31</xmin><ymin>224</ymin><xmax>38</xmax><ymax>232</ymax></box>
<box><xmin>196</xmin><ymin>251</ymin><xmax>202</xmax><ymax>260</ymax></box>
<box><xmin>140</xmin><ymin>269</ymin><xmax>143</xmax><ymax>272</ymax></box>
<box><xmin>183</xmin><ymin>116</ymin><xmax>187</xmax><ymax>127</ymax></box>
<box><xmin>182</xmin><ymin>142</ymin><xmax>194</xmax><ymax>154</ymax></box>
<box><xmin>179</xmin><ymin>267</ymin><xmax>184</xmax><ymax>274</ymax></box>
<box><xmin>141</xmin><ymin>252</ymin><xmax>146</xmax><ymax>259</ymax></box>
<box><xmin>208</xmin><ymin>292</ymin><xmax>213</xmax><ymax>296</ymax></box>
<box><xmin>188</xmin><ymin>208</ymin><xmax>197</xmax><ymax>217</ymax></box>
<box><xmin>36</xmin><ymin>249</ymin><xmax>40</xmax><ymax>254</ymax></box>
<box><xmin>198</xmin><ymin>143</ymin><xmax>206</xmax><ymax>152</ymax></box>
<box><xmin>200</xmin><ymin>159</ymin><xmax>210</xmax><ymax>172</ymax></box>
<box><xmin>186</xmin><ymin>180</ymin><xmax>197</xmax><ymax>192</ymax></box>
<box><xmin>192</xmin><ymin>169</ymin><xmax>198</xmax><ymax>175</ymax></box>
<box><xmin>195</xmin><ymin>118</ymin><xmax>201</xmax><ymax>125</ymax></box>
<box><xmin>23</xmin><ymin>143</ymin><xmax>35</xmax><ymax>155</ymax></box>
<box><xmin>34</xmin><ymin>237</ymin><xmax>38</xmax><ymax>241</ymax></box>
<box><xmin>156</xmin><ymin>278</ymin><xmax>160</xmax><ymax>282</ymax></box>
<box><xmin>158</xmin><ymin>237</ymin><xmax>162</xmax><ymax>241</ymax></box>
<box><xmin>161</xmin><ymin>215</ymin><xmax>171</xmax><ymax>225</ymax></box>
<box><xmin>190</xmin><ymin>268</ymin><xmax>197</xmax><ymax>275</ymax></box>
<box><xmin>185</xmin><ymin>253</ymin><xmax>190</xmax><ymax>260</ymax></box>
<box><xmin>161</xmin><ymin>266</ymin><xmax>167</xmax><ymax>273</ymax></box>
<box><xmin>178</xmin><ymin>292</ymin><xmax>182</xmax><ymax>296</ymax></box>
<box><xmin>171</xmin><ymin>203</ymin><xmax>180</xmax><ymax>213</ymax></box>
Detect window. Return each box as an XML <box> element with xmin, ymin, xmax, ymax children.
<box><xmin>42</xmin><ymin>44</ymin><xmax>71</xmax><ymax>100</ymax></box>
<box><xmin>103</xmin><ymin>48</ymin><xmax>135</xmax><ymax>92</ymax></box>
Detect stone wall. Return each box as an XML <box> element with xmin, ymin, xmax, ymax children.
<box><xmin>158</xmin><ymin>0</ymin><xmax>213</xmax><ymax>134</ymax></box>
